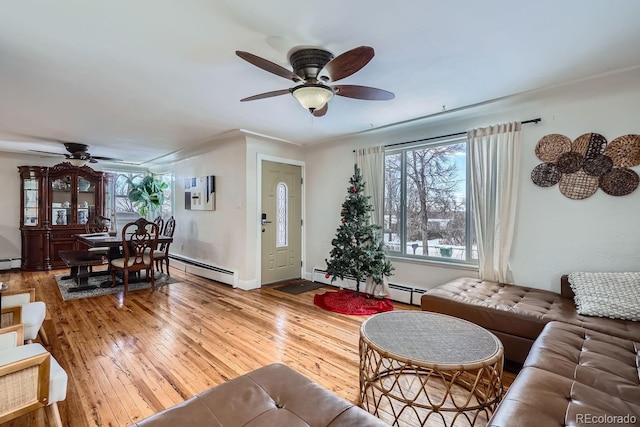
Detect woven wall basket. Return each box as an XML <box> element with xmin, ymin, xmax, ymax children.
<box><xmin>583</xmin><ymin>154</ymin><xmax>613</xmax><ymax>177</ymax></box>
<box><xmin>559</xmin><ymin>170</ymin><xmax>599</xmax><ymax>200</ymax></box>
<box><xmin>535</xmin><ymin>134</ymin><xmax>571</xmax><ymax>162</ymax></box>
<box><xmin>556</xmin><ymin>152</ymin><xmax>584</xmax><ymax>174</ymax></box>
<box><xmin>572</xmin><ymin>133</ymin><xmax>607</xmax><ymax>159</ymax></box>
<box><xmin>531</xmin><ymin>163</ymin><xmax>561</xmax><ymax>187</ymax></box>
<box><xmin>599</xmin><ymin>167</ymin><xmax>639</xmax><ymax>196</ymax></box>
<box><xmin>604</xmin><ymin>134</ymin><xmax>640</xmax><ymax>167</ymax></box>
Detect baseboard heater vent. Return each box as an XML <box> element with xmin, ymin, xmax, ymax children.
<box><xmin>169</xmin><ymin>254</ymin><xmax>237</xmax><ymax>287</ymax></box>
<box><xmin>0</xmin><ymin>258</ymin><xmax>21</xmax><ymax>271</ymax></box>
<box><xmin>388</xmin><ymin>283</ymin><xmax>426</xmax><ymax>306</ymax></box>
<box><xmin>311</xmin><ymin>267</ymin><xmax>426</xmax><ymax>306</ymax></box>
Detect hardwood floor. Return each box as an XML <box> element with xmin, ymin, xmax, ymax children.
<box><xmin>0</xmin><ymin>269</ymin><xmax>515</xmax><ymax>426</ymax></box>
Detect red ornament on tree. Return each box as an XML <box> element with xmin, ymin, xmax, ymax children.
<box><xmin>325</xmin><ymin>273</ymin><xmax>330</xmax><ymax>279</ymax></box>
<box><xmin>351</xmin><ymin>187</ymin><xmax>357</xmax><ymax>193</ymax></box>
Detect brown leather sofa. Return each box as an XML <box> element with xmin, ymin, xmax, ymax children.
<box><xmin>132</xmin><ymin>363</ymin><xmax>387</xmax><ymax>427</ymax></box>
<box><xmin>421</xmin><ymin>275</ymin><xmax>640</xmax><ymax>364</ymax></box>
<box><xmin>422</xmin><ymin>275</ymin><xmax>640</xmax><ymax>425</ymax></box>
<box><xmin>489</xmin><ymin>321</ymin><xmax>640</xmax><ymax>426</ymax></box>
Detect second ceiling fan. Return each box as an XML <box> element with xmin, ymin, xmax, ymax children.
<box><xmin>236</xmin><ymin>46</ymin><xmax>394</xmax><ymax>117</ymax></box>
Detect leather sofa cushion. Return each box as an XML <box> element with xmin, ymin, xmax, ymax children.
<box><xmin>421</xmin><ymin>277</ymin><xmax>640</xmax><ymax>342</ymax></box>
<box><xmin>489</xmin><ymin>322</ymin><xmax>640</xmax><ymax>426</ymax></box>
<box><xmin>488</xmin><ymin>366</ymin><xmax>640</xmax><ymax>426</ymax></box>
<box><xmin>523</xmin><ymin>322</ymin><xmax>640</xmax><ymax>404</ymax></box>
<box><xmin>133</xmin><ymin>363</ymin><xmax>387</xmax><ymax>427</ymax></box>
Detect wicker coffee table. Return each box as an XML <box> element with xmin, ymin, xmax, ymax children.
<box><xmin>359</xmin><ymin>311</ymin><xmax>504</xmax><ymax>426</ymax></box>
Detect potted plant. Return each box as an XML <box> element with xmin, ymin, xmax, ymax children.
<box><xmin>127</xmin><ymin>174</ymin><xmax>168</xmax><ymax>217</ymax></box>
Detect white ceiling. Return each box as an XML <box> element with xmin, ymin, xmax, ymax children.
<box><xmin>1</xmin><ymin>0</ymin><xmax>640</xmax><ymax>166</ymax></box>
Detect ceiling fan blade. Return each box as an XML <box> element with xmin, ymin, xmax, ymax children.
<box><xmin>333</xmin><ymin>85</ymin><xmax>395</xmax><ymax>101</ymax></box>
<box><xmin>240</xmin><ymin>89</ymin><xmax>291</xmax><ymax>102</ymax></box>
<box><xmin>312</xmin><ymin>104</ymin><xmax>328</xmax><ymax>117</ymax></box>
<box><xmin>28</xmin><ymin>149</ymin><xmax>67</xmax><ymax>157</ymax></box>
<box><xmin>91</xmin><ymin>155</ymin><xmax>123</xmax><ymax>162</ymax></box>
<box><xmin>324</xmin><ymin>46</ymin><xmax>375</xmax><ymax>82</ymax></box>
<box><xmin>236</xmin><ymin>51</ymin><xmax>302</xmax><ymax>82</ymax></box>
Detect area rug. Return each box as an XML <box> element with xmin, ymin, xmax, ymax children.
<box><xmin>275</xmin><ymin>280</ymin><xmax>326</xmax><ymax>295</ymax></box>
<box><xmin>55</xmin><ymin>273</ymin><xmax>178</xmax><ymax>301</ymax></box>
<box><xmin>314</xmin><ymin>290</ymin><xmax>394</xmax><ymax>315</ymax></box>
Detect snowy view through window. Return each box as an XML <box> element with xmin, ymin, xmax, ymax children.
<box><xmin>383</xmin><ymin>138</ymin><xmax>477</xmax><ymax>263</ymax></box>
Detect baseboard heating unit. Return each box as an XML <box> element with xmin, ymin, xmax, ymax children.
<box><xmin>310</xmin><ymin>267</ymin><xmax>426</xmax><ymax>306</ymax></box>
<box><xmin>0</xmin><ymin>258</ymin><xmax>21</xmax><ymax>271</ymax></box>
<box><xmin>169</xmin><ymin>254</ymin><xmax>237</xmax><ymax>287</ymax></box>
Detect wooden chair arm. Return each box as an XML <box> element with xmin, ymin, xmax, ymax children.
<box><xmin>1</xmin><ymin>306</ymin><xmax>22</xmax><ymax>329</ymax></box>
<box><xmin>0</xmin><ymin>324</ymin><xmax>25</xmax><ymax>349</ymax></box>
<box><xmin>0</xmin><ymin>351</ymin><xmax>51</xmax><ymax>424</ymax></box>
<box><xmin>2</xmin><ymin>288</ymin><xmax>36</xmax><ymax>302</ymax></box>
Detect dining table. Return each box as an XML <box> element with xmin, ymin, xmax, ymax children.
<box><xmin>76</xmin><ymin>232</ymin><xmax>174</xmax><ymax>288</ymax></box>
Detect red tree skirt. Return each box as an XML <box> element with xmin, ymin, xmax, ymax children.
<box><xmin>314</xmin><ymin>289</ymin><xmax>394</xmax><ymax>315</ymax></box>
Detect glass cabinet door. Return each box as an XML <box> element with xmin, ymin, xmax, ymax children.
<box><xmin>51</xmin><ymin>175</ymin><xmax>72</xmax><ymax>226</ymax></box>
<box><xmin>77</xmin><ymin>176</ymin><xmax>95</xmax><ymax>225</ymax></box>
<box><xmin>23</xmin><ymin>178</ymin><xmax>39</xmax><ymax>226</ymax></box>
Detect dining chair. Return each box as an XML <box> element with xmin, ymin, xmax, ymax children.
<box><xmin>110</xmin><ymin>218</ymin><xmax>159</xmax><ymax>295</ymax></box>
<box><xmin>84</xmin><ymin>215</ymin><xmax>112</xmax><ymax>263</ymax></box>
<box><xmin>0</xmin><ymin>324</ymin><xmax>68</xmax><ymax>427</ymax></box>
<box><xmin>153</xmin><ymin>215</ymin><xmax>164</xmax><ymax>236</ymax></box>
<box><xmin>0</xmin><ymin>288</ymin><xmax>49</xmax><ymax>345</ymax></box>
<box><xmin>85</xmin><ymin>215</ymin><xmax>111</xmax><ymax>234</ymax></box>
<box><xmin>153</xmin><ymin>215</ymin><xmax>176</xmax><ymax>275</ymax></box>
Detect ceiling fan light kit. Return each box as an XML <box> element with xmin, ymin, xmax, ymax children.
<box><xmin>68</xmin><ymin>158</ymin><xmax>88</xmax><ymax>167</ymax></box>
<box><xmin>291</xmin><ymin>85</ymin><xmax>334</xmax><ymax>113</ymax></box>
<box><xmin>236</xmin><ymin>45</ymin><xmax>394</xmax><ymax>116</ymax></box>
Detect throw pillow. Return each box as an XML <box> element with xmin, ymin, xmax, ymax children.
<box><xmin>568</xmin><ymin>272</ymin><xmax>640</xmax><ymax>321</ymax></box>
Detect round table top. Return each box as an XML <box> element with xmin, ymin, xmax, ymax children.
<box><xmin>360</xmin><ymin>311</ymin><xmax>502</xmax><ymax>368</ymax></box>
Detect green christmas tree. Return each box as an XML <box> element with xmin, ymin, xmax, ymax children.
<box><xmin>325</xmin><ymin>164</ymin><xmax>394</xmax><ymax>294</ymax></box>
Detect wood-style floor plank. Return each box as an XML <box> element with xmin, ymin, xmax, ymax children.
<box><xmin>0</xmin><ymin>268</ymin><xmax>515</xmax><ymax>426</ymax></box>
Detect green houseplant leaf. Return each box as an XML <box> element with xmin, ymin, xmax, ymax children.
<box><xmin>127</xmin><ymin>174</ymin><xmax>168</xmax><ymax>217</ymax></box>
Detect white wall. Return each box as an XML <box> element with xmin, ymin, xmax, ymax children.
<box><xmin>163</xmin><ymin>132</ymin><xmax>304</xmax><ymax>289</ymax></box>
<box><xmin>168</xmin><ymin>133</ymin><xmax>248</xmax><ymax>285</ymax></box>
<box><xmin>304</xmin><ymin>67</ymin><xmax>640</xmax><ymax>293</ymax></box>
<box><xmin>0</xmin><ymin>154</ymin><xmax>29</xmax><ymax>259</ymax></box>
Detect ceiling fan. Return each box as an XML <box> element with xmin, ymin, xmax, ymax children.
<box><xmin>30</xmin><ymin>141</ymin><xmax>122</xmax><ymax>166</ymax></box>
<box><xmin>236</xmin><ymin>45</ymin><xmax>394</xmax><ymax>117</ymax></box>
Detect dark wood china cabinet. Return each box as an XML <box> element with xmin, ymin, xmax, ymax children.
<box><xmin>19</xmin><ymin>163</ymin><xmax>106</xmax><ymax>270</ymax></box>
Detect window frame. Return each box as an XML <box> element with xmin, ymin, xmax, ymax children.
<box><xmin>383</xmin><ymin>136</ymin><xmax>477</xmax><ymax>265</ymax></box>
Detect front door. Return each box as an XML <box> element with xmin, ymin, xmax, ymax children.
<box><xmin>261</xmin><ymin>161</ymin><xmax>302</xmax><ymax>284</ymax></box>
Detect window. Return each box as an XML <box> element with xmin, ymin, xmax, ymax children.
<box><xmin>276</xmin><ymin>182</ymin><xmax>288</xmax><ymax>247</ymax></box>
<box><xmin>383</xmin><ymin>137</ymin><xmax>477</xmax><ymax>263</ymax></box>
<box><xmin>104</xmin><ymin>171</ymin><xmax>174</xmax><ymax>233</ymax></box>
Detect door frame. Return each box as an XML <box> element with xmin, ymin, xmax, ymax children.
<box><xmin>256</xmin><ymin>154</ymin><xmax>305</xmax><ymax>287</ymax></box>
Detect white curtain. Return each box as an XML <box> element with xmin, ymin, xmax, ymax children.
<box><xmin>355</xmin><ymin>146</ymin><xmax>390</xmax><ymax>297</ymax></box>
<box><xmin>468</xmin><ymin>122</ymin><xmax>521</xmax><ymax>284</ymax></box>
<box><xmin>356</xmin><ymin>146</ymin><xmax>385</xmax><ymax>227</ymax></box>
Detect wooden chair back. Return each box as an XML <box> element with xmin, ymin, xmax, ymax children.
<box><xmin>158</xmin><ymin>216</ymin><xmax>176</xmax><ymax>252</ymax></box>
<box><xmin>153</xmin><ymin>216</ymin><xmax>164</xmax><ymax>236</ymax></box>
<box><xmin>163</xmin><ymin>216</ymin><xmax>176</xmax><ymax>237</ymax></box>
<box><xmin>121</xmin><ymin>218</ymin><xmax>159</xmax><ymax>269</ymax></box>
<box><xmin>85</xmin><ymin>215</ymin><xmax>110</xmax><ymax>234</ymax></box>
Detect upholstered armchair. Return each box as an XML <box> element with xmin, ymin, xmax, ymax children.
<box><xmin>110</xmin><ymin>218</ymin><xmax>160</xmax><ymax>295</ymax></box>
<box><xmin>0</xmin><ymin>324</ymin><xmax>68</xmax><ymax>426</ymax></box>
<box><xmin>0</xmin><ymin>288</ymin><xmax>49</xmax><ymax>345</ymax></box>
